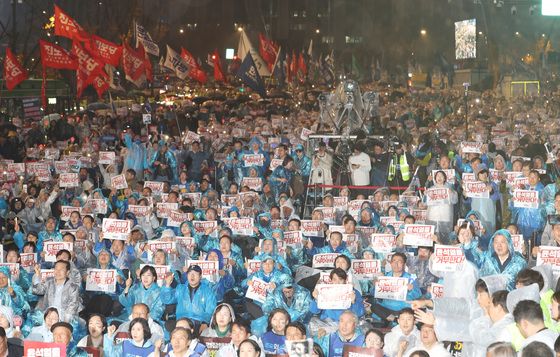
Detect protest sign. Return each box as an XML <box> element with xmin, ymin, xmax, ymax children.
<box><xmin>333</xmin><ymin>196</ymin><xmax>348</xmax><ymax>210</ymax></box>
<box><xmin>128</xmin><ymin>205</ymin><xmax>151</xmax><ymax>218</ymax></box>
<box><xmin>269</xmin><ymin>158</ymin><xmax>283</xmax><ymax>171</ymax></box>
<box><xmin>283</xmin><ymin>231</ymin><xmax>303</xmax><ymax>249</ymax></box>
<box><xmin>431</xmin><ymin>169</ymin><xmax>456</xmax><ymax>184</ymax></box>
<box><xmin>40</xmin><ymin>269</ymin><xmax>55</xmax><ymax>281</ymax></box>
<box><xmin>144</xmin><ymin>181</ymin><xmax>164</xmax><ymax>193</ymax></box>
<box><xmin>111</xmin><ymin>174</ymin><xmax>128</xmax><ymax>190</ymax></box>
<box><xmin>246</xmin><ymin>259</ymin><xmax>262</xmax><ymax>275</ymax></box>
<box><xmin>537</xmin><ymin>246</ymin><xmax>560</xmax><ymax>271</ymax></box>
<box><xmin>316</xmin><ymin>284</ymin><xmax>353</xmax><ymax>310</ymax></box>
<box><xmin>175</xmin><ymin>237</ymin><xmax>195</xmax><ymax>255</ymax></box>
<box><xmin>246</xmin><ymin>277</ymin><xmax>270</xmax><ymax>304</ymax></box>
<box><xmin>312</xmin><ymin>253</ymin><xmax>338</xmax><ymax>268</ymax></box>
<box><xmin>511</xmin><ymin>234</ymin><xmax>524</xmax><ymax>253</ymax></box>
<box><xmin>403</xmin><ymin>224</ymin><xmax>434</xmax><ymax>246</ymax></box>
<box><xmin>44</xmin><ymin>241</ymin><xmax>73</xmax><ymax>262</ymax></box>
<box><xmin>98</xmin><ymin>151</ymin><xmax>116</xmax><ymax>164</ymax></box>
<box><xmin>241</xmin><ymin>177</ymin><xmax>263</xmax><ymax>191</ymax></box>
<box><xmin>243</xmin><ymin>154</ymin><xmax>265</xmax><ymax>167</ymax></box>
<box><xmin>20</xmin><ymin>253</ymin><xmax>36</xmax><ymax>271</ymax></box>
<box><xmin>223</xmin><ymin>217</ymin><xmax>254</xmax><ymax>236</ymax></box>
<box><xmin>431</xmin><ymin>283</ymin><xmax>444</xmax><ymax>299</ymax></box>
<box><xmin>464</xmin><ymin>181</ymin><xmax>490</xmax><ymax>199</ymax></box>
<box><xmin>60</xmin><ymin>206</ymin><xmax>81</xmax><ymax>221</ymax></box>
<box><xmin>300</xmin><ymin>220</ymin><xmax>323</xmax><ymax>237</ymax></box>
<box><xmin>139</xmin><ymin>264</ymin><xmax>170</xmax><ymax>286</ymax></box>
<box><xmin>370</xmin><ymin>234</ymin><xmax>397</xmax><ymax>253</ymax></box>
<box><xmin>343</xmin><ymin>233</ymin><xmax>359</xmax><ymax>254</ymax></box>
<box><xmin>54</xmin><ymin>161</ymin><xmax>70</xmax><ymax>173</ymax></box>
<box><xmin>145</xmin><ymin>240</ymin><xmax>175</xmax><ymax>254</ymax></box>
<box><xmin>24</xmin><ymin>341</ymin><xmax>66</xmax><ymax>357</ymax></box>
<box><xmin>0</xmin><ymin>263</ymin><xmax>18</xmax><ymax>277</ymax></box>
<box><xmin>432</xmin><ymin>244</ymin><xmax>466</xmax><ymax>272</ymax></box>
<box><xmin>156</xmin><ymin>202</ymin><xmax>179</xmax><ymax>219</ymax></box>
<box><xmin>85</xmin><ymin>269</ymin><xmax>117</xmax><ymax>293</ymax></box>
<box><xmin>425</xmin><ymin>187</ymin><xmax>450</xmax><ymax>206</ymax></box>
<box><xmin>167</xmin><ymin>210</ymin><xmax>188</xmax><ymax>227</ymax></box>
<box><xmin>374</xmin><ymin>276</ymin><xmax>408</xmax><ymax>301</ymax></box>
<box><xmin>59</xmin><ymin>173</ymin><xmax>79</xmax><ymax>188</ymax></box>
<box><xmin>342</xmin><ymin>345</ymin><xmax>384</xmax><ymax>357</ymax></box>
<box><xmin>504</xmin><ymin>171</ymin><xmax>522</xmax><ymax>186</ymax></box>
<box><xmin>286</xmin><ymin>339</ymin><xmax>314</xmax><ymax>357</ymax></box>
<box><xmin>186</xmin><ymin>260</ymin><xmax>219</xmax><ymax>283</ymax></box>
<box><xmin>101</xmin><ymin>218</ymin><xmax>131</xmax><ymax>240</ymax></box>
<box><xmin>512</xmin><ymin>190</ymin><xmax>539</xmax><ymax>209</ymax></box>
<box><xmin>86</xmin><ymin>199</ymin><xmax>108</xmax><ymax>215</ymax></box>
<box><xmin>192</xmin><ymin>221</ymin><xmax>218</xmax><ymax>238</ymax></box>
<box><xmin>461</xmin><ymin>141</ymin><xmax>482</xmax><ymax>153</ymax></box>
<box><xmin>348</xmin><ymin>199</ymin><xmax>368</xmax><ymax>218</ymax></box>
<box><xmin>351</xmin><ymin>259</ymin><xmax>381</xmax><ymax>280</ymax></box>
<box><xmin>461</xmin><ymin>172</ymin><xmax>475</xmax><ymax>183</ymax></box>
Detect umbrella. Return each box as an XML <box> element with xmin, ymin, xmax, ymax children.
<box><xmin>76</xmin><ymin>109</ymin><xmax>96</xmax><ymax>117</ymax></box>
<box><xmin>87</xmin><ymin>102</ymin><xmax>111</xmax><ymax>111</ymax></box>
<box><xmin>192</xmin><ymin>96</ymin><xmax>209</xmax><ymax>105</ymax></box>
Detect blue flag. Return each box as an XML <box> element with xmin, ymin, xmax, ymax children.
<box><xmin>236</xmin><ymin>52</ymin><xmax>266</xmax><ymax>97</ymax></box>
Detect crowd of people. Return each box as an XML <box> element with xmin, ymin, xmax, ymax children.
<box><xmin>0</xmin><ymin>82</ymin><xmax>560</xmax><ymax>357</ymax></box>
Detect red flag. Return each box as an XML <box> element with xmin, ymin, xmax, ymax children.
<box><xmin>290</xmin><ymin>50</ymin><xmax>297</xmax><ymax>82</ymax></box>
<box><xmin>285</xmin><ymin>53</ymin><xmax>292</xmax><ymax>83</ymax></box>
<box><xmin>122</xmin><ymin>43</ymin><xmax>146</xmax><ymax>82</ymax></box>
<box><xmin>213</xmin><ymin>49</ymin><xmax>225</xmax><ymax>83</ymax></box>
<box><xmin>298</xmin><ymin>52</ymin><xmax>307</xmax><ymax>82</ymax></box>
<box><xmin>39</xmin><ymin>40</ymin><xmax>78</xmax><ymax>70</ymax></box>
<box><xmin>85</xmin><ymin>35</ymin><xmax>122</xmax><ymax>67</ymax></box>
<box><xmin>92</xmin><ymin>73</ymin><xmax>110</xmax><ymax>98</ymax></box>
<box><xmin>258</xmin><ymin>33</ymin><xmax>278</xmax><ymax>68</ymax></box>
<box><xmin>3</xmin><ymin>48</ymin><xmax>28</xmax><ymax>91</ymax></box>
<box><xmin>72</xmin><ymin>42</ymin><xmax>104</xmax><ymax>86</ymax></box>
<box><xmin>54</xmin><ymin>5</ymin><xmax>88</xmax><ymax>41</ymax></box>
<box><xmin>181</xmin><ymin>48</ymin><xmax>207</xmax><ymax>84</ymax></box>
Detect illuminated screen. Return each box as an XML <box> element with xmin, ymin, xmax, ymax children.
<box><xmin>455</xmin><ymin>19</ymin><xmax>477</xmax><ymax>60</ymax></box>
<box><xmin>543</xmin><ymin>0</ymin><xmax>560</xmax><ymax>15</ymax></box>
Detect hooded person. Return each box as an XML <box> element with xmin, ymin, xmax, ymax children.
<box><xmin>255</xmin><ymin>212</ymin><xmax>273</xmax><ymax>238</ymax></box>
<box><xmin>38</xmin><ymin>216</ymin><xmax>63</xmax><ymax>250</ymax></box>
<box><xmin>200</xmin><ymin>303</ymin><xmax>236</xmax><ymax>338</ymax></box>
<box><xmin>0</xmin><ymin>266</ymin><xmax>30</xmax><ymax>318</ymax></box>
<box><xmin>463</xmin><ymin>229</ymin><xmax>527</xmax><ymax>290</ymax></box>
<box><xmin>270</xmin><ymin>156</ymin><xmax>295</xmax><ymax>202</ymax></box>
<box><xmin>251</xmin><ymin>275</ymin><xmax>313</xmax><ymax>336</ymax></box>
<box><xmin>306</xmin><ymin>231</ymin><xmax>355</xmax><ymax>260</ymax></box>
<box><xmin>293</xmin><ymin>143</ymin><xmax>312</xmax><ymax>180</ymax></box>
<box><xmin>280</xmin><ymin>198</ymin><xmax>300</xmax><ymax>225</ymax></box>
<box><xmin>118</xmin><ymin>265</ymin><xmax>165</xmax><ymax>323</ymax></box>
<box><xmin>357</xmin><ymin>207</ymin><xmax>381</xmax><ymax>229</ymax></box>
<box><xmin>124</xmin><ymin>133</ymin><xmax>149</xmax><ymax>181</ymax></box>
<box><xmin>204</xmin><ymin>249</ymin><xmax>235</xmax><ymax>303</ymax></box>
<box><xmin>81</xmin><ymin>248</ymin><xmax>127</xmax><ymax>318</ymax></box>
<box><xmin>511</xmin><ymin>169</ymin><xmax>546</xmax><ymax>243</ymax></box>
<box><xmin>253</xmin><ymin>236</ymin><xmax>291</xmax><ymax>276</ymax></box>
<box><xmin>17</xmin><ymin>195</ymin><xmax>43</xmax><ymax>233</ymax></box>
<box><xmin>243</xmin><ymin>136</ymin><xmax>270</xmax><ymax>177</ymax></box>
<box><xmin>506</xmin><ymin>283</ymin><xmax>542</xmax><ymax>351</ymax></box>
<box><xmin>242</xmin><ymin>255</ymin><xmax>292</xmax><ymax>319</ymax></box>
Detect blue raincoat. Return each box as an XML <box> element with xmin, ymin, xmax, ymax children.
<box><xmin>270</xmin><ymin>165</ymin><xmax>293</xmax><ymax>201</ymax></box>
<box><xmin>253</xmin><ymin>236</ymin><xmax>291</xmax><ymax>276</ymax></box>
<box><xmin>306</xmin><ymin>241</ymin><xmax>355</xmax><ymax>259</ymax></box>
<box><xmin>241</xmin><ymin>256</ymin><xmax>291</xmax><ymax>308</ymax></box>
<box><xmin>511</xmin><ymin>182</ymin><xmax>546</xmax><ymax>242</ymax></box>
<box><xmin>124</xmin><ymin>133</ymin><xmax>149</xmax><ymax>177</ymax></box>
<box><xmin>205</xmin><ymin>249</ymin><xmax>235</xmax><ymax>302</ymax></box>
<box><xmin>118</xmin><ymin>281</ymin><xmax>164</xmax><ymax>322</ymax></box>
<box><xmin>463</xmin><ymin>229</ymin><xmax>527</xmax><ymax>290</ymax></box>
<box><xmin>160</xmin><ymin>278</ymin><xmax>217</xmax><ymax>323</ymax></box>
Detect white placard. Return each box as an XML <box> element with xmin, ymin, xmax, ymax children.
<box><xmin>223</xmin><ymin>217</ymin><xmax>254</xmax><ymax>236</ymax></box>
<box><xmin>432</xmin><ymin>244</ymin><xmax>466</xmax><ymax>272</ymax></box>
<box><xmin>464</xmin><ymin>181</ymin><xmax>490</xmax><ymax>199</ymax></box>
<box><xmin>241</xmin><ymin>177</ymin><xmax>263</xmax><ymax>191</ymax></box>
<box><xmin>374</xmin><ymin>276</ymin><xmax>408</xmax><ymax>301</ymax></box>
<box><xmin>312</xmin><ymin>253</ymin><xmax>339</xmax><ymax>269</ymax></box>
<box><xmin>512</xmin><ymin>190</ymin><xmax>539</xmax><ymax>209</ymax></box>
<box><xmin>403</xmin><ymin>224</ymin><xmax>434</xmax><ymax>246</ymax></box>
<box><xmin>316</xmin><ymin>284</ymin><xmax>353</xmax><ymax>310</ymax></box>
<box><xmin>111</xmin><ymin>174</ymin><xmax>128</xmax><ymax>190</ymax></box>
<box><xmin>461</xmin><ymin>141</ymin><xmax>482</xmax><ymax>153</ymax></box>
<box><xmin>59</xmin><ymin>173</ymin><xmax>79</xmax><ymax>188</ymax></box>
<box><xmin>144</xmin><ymin>181</ymin><xmax>165</xmax><ymax>193</ymax></box>
<box><xmin>283</xmin><ymin>231</ymin><xmax>303</xmax><ymax>249</ymax></box>
<box><xmin>101</xmin><ymin>218</ymin><xmax>131</xmax><ymax>240</ymax></box>
<box><xmin>537</xmin><ymin>246</ymin><xmax>560</xmax><ymax>271</ymax></box>
<box><xmin>351</xmin><ymin>259</ymin><xmax>381</xmax><ymax>280</ymax></box>
<box><xmin>425</xmin><ymin>187</ymin><xmax>450</xmax><ymax>206</ymax></box>
<box><xmin>85</xmin><ymin>268</ymin><xmax>117</xmax><ymax>293</ymax></box>
<box><xmin>44</xmin><ymin>241</ymin><xmax>73</xmax><ymax>262</ymax></box>
<box><xmin>246</xmin><ymin>278</ymin><xmax>270</xmax><ymax>304</ymax></box>
<box><xmin>300</xmin><ymin>220</ymin><xmax>323</xmax><ymax>237</ymax></box>
<box><xmin>370</xmin><ymin>234</ymin><xmax>397</xmax><ymax>253</ymax></box>
<box><xmin>243</xmin><ymin>154</ymin><xmax>265</xmax><ymax>167</ymax></box>
<box><xmin>98</xmin><ymin>151</ymin><xmax>116</xmax><ymax>165</ymax></box>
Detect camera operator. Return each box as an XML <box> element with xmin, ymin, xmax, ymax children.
<box><xmin>370</xmin><ymin>140</ymin><xmax>389</xmax><ymax>187</ymax></box>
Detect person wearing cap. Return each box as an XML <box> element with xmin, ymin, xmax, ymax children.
<box><xmin>51</xmin><ymin>321</ymin><xmax>87</xmax><ymax>357</ymax></box>
<box><xmin>16</xmin><ymin>196</ymin><xmax>42</xmax><ymax>234</ymax></box>
<box><xmin>162</xmin><ymin>263</ymin><xmax>217</xmax><ymax>333</ymax></box>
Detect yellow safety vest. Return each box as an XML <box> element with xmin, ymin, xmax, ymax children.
<box><xmin>388</xmin><ymin>154</ymin><xmax>410</xmax><ymax>182</ymax></box>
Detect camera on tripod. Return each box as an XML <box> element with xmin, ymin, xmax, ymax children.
<box><xmin>387</xmin><ymin>136</ymin><xmax>402</xmax><ymax>152</ymax></box>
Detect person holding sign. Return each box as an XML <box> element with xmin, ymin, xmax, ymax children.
<box><xmin>426</xmin><ymin>170</ymin><xmax>458</xmax><ymax>243</ymax></box>
<box><xmin>161</xmin><ymin>264</ymin><xmax>217</xmax><ymax>334</ymax></box>
<box><xmin>464</xmin><ymin>168</ymin><xmax>500</xmax><ymax>235</ymax></box>
<box><xmin>104</xmin><ymin>317</ymin><xmax>156</xmax><ymax>356</ymax></box>
<box><xmin>205</xmin><ymin>249</ymin><xmax>235</xmax><ymax>302</ymax></box>
<box><xmin>371</xmin><ymin>253</ymin><xmax>422</xmax><ymax>323</ymax></box>
<box><xmin>511</xmin><ymin>170</ymin><xmax>545</xmax><ymax>244</ymax></box>
<box><xmin>462</xmin><ymin>229</ymin><xmax>527</xmax><ymax>290</ymax></box>
<box><xmin>0</xmin><ymin>266</ymin><xmax>29</xmax><ymax>318</ymax></box>
<box><xmin>119</xmin><ymin>265</ymin><xmax>164</xmax><ymax>323</ymax></box>
<box><xmin>309</xmin><ymin>268</ymin><xmax>365</xmax><ymax>336</ymax></box>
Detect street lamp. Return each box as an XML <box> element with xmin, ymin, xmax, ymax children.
<box><xmin>420</xmin><ymin>29</ymin><xmax>427</xmax><ymax>36</ymax></box>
